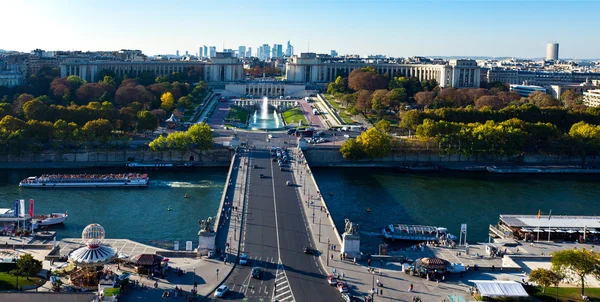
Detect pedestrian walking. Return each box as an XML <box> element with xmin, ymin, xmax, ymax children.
<box><xmin>368</xmin><ymin>259</ymin><xmax>371</xmax><ymax>267</ymax></box>
<box><xmin>380</xmin><ymin>289</ymin><xmax>383</xmax><ymax>296</ymax></box>
<box><xmin>330</xmin><ymin>254</ymin><xmax>334</xmax><ymax>261</ymax></box>
<box><xmin>409</xmin><ymin>283</ymin><xmax>413</xmax><ymax>292</ymax></box>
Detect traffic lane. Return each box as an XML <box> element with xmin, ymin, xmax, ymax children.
<box><xmin>225</xmin><ymin>153</ymin><xmax>278</xmax><ymax>300</ymax></box>
<box><xmin>298</xmin><ymin>100</ymin><xmax>324</xmax><ymax>129</ymax></box>
<box><xmin>271</xmin><ymin>161</ymin><xmax>343</xmax><ymax>301</ymax></box>
<box><xmin>209</xmin><ymin>100</ymin><xmax>233</xmax><ymax>128</ymax></box>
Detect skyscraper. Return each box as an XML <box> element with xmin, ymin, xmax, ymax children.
<box><xmin>246</xmin><ymin>47</ymin><xmax>252</xmax><ymax>57</ymax></box>
<box><xmin>185</xmin><ymin>50</ymin><xmax>189</xmax><ymax>56</ymax></box>
<box><xmin>546</xmin><ymin>42</ymin><xmax>559</xmax><ymax>61</ymax></box>
<box><xmin>285</xmin><ymin>41</ymin><xmax>294</xmax><ymax>57</ymax></box>
<box><xmin>199</xmin><ymin>47</ymin><xmax>203</xmax><ymax>58</ymax></box>
<box><xmin>176</xmin><ymin>50</ymin><xmax>180</xmax><ymax>57</ymax></box>
<box><xmin>258</xmin><ymin>44</ymin><xmax>270</xmax><ymax>60</ymax></box>
<box><xmin>209</xmin><ymin>46</ymin><xmax>217</xmax><ymax>58</ymax></box>
<box><xmin>238</xmin><ymin>46</ymin><xmax>246</xmax><ymax>58</ymax></box>
<box><xmin>273</xmin><ymin>44</ymin><xmax>283</xmax><ymax>58</ymax></box>
<box><xmin>203</xmin><ymin>45</ymin><xmax>208</xmax><ymax>58</ymax></box>
<box><xmin>271</xmin><ymin>46</ymin><xmax>277</xmax><ymax>59</ymax></box>
<box><xmin>330</xmin><ymin>50</ymin><xmax>338</xmax><ymax>57</ymax></box>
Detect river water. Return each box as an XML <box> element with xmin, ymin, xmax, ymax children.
<box><xmin>1</xmin><ymin>168</ymin><xmax>599</xmax><ymax>253</ymax></box>
<box><xmin>0</xmin><ymin>168</ymin><xmax>227</xmax><ymax>248</ymax></box>
<box><xmin>313</xmin><ymin>169</ymin><xmax>600</xmax><ymax>252</ymax></box>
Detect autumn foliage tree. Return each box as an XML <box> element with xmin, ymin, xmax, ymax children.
<box><xmin>348</xmin><ymin>68</ymin><xmax>388</xmax><ymax>92</ymax></box>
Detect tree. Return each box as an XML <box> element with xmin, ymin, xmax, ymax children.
<box><xmin>82</xmin><ymin>118</ymin><xmax>113</xmax><ymax>142</ymax></box>
<box><xmin>375</xmin><ymin>119</ymin><xmax>391</xmax><ymax>132</ymax></box>
<box><xmin>137</xmin><ymin>110</ymin><xmax>158</xmax><ymax>133</ymax></box>
<box><xmin>475</xmin><ymin>96</ymin><xmax>505</xmax><ymax>110</ymax></box>
<box><xmin>387</xmin><ymin>88</ymin><xmax>407</xmax><ymax>110</ymax></box>
<box><xmin>551</xmin><ymin>248</ymin><xmax>600</xmax><ymax>296</ymax></box>
<box><xmin>177</xmin><ymin>96</ymin><xmax>193</xmax><ymax>110</ymax></box>
<box><xmin>0</xmin><ymin>102</ymin><xmax>13</xmax><ymax>119</ymax></box>
<box><xmin>356</xmin><ymin>127</ymin><xmax>393</xmax><ymax>158</ymax></box>
<box><xmin>160</xmin><ymin>92</ymin><xmax>175</xmax><ymax>111</ymax></box>
<box><xmin>399</xmin><ymin>110</ymin><xmax>424</xmax><ymax>131</ymax></box>
<box><xmin>527</xmin><ymin>91</ymin><xmax>560</xmax><ymax>108</ymax></box>
<box><xmin>561</xmin><ymin>90</ymin><xmax>583</xmax><ymax>108</ymax></box>
<box><xmin>187</xmin><ymin>123</ymin><xmax>213</xmax><ymax>150</ymax></box>
<box><xmin>0</xmin><ymin>115</ymin><xmax>27</xmax><ymax>133</ymax></box>
<box><xmin>528</xmin><ymin>268</ymin><xmax>562</xmax><ymax>293</ymax></box>
<box><xmin>14</xmin><ymin>253</ymin><xmax>42</xmax><ymax>280</ymax></box>
<box><xmin>371</xmin><ymin>89</ymin><xmax>390</xmax><ymax>113</ymax></box>
<box><xmin>340</xmin><ymin>138</ymin><xmax>365</xmax><ymax>159</ymax></box>
<box><xmin>348</xmin><ymin>69</ymin><xmax>388</xmax><ymax>92</ymax></box>
<box><xmin>415</xmin><ymin>91</ymin><xmax>435</xmax><ymax>108</ymax></box>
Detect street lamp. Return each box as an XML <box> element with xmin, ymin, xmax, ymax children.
<box><xmin>312</xmin><ymin>203</ymin><xmax>315</xmax><ymax>223</ymax></box>
<box><xmin>318</xmin><ymin>217</ymin><xmax>322</xmax><ymax>243</ymax></box>
<box><xmin>371</xmin><ymin>270</ymin><xmax>376</xmax><ymax>301</ymax></box>
<box><xmin>326</xmin><ymin>238</ymin><xmax>330</xmax><ymax>266</ymax></box>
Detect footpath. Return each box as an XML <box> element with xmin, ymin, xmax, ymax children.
<box><xmin>290</xmin><ymin>148</ymin><xmax>474</xmax><ymax>302</ymax></box>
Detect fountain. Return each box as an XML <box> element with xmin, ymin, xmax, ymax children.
<box><xmin>248</xmin><ymin>97</ymin><xmax>283</xmax><ymax>130</ymax></box>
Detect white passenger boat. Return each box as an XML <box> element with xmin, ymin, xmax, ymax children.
<box><xmin>19</xmin><ymin>173</ymin><xmax>149</xmax><ymax>188</ymax></box>
<box><xmin>126</xmin><ymin>162</ymin><xmax>194</xmax><ymax>169</ymax></box>
<box><xmin>382</xmin><ymin>224</ymin><xmax>457</xmax><ymax>242</ymax></box>
<box><xmin>33</xmin><ymin>213</ymin><xmax>68</xmax><ymax>226</ymax></box>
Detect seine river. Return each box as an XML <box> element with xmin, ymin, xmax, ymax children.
<box><xmin>0</xmin><ymin>168</ymin><xmax>227</xmax><ymax>248</ymax></box>
<box><xmin>1</xmin><ymin>168</ymin><xmax>599</xmax><ymax>252</ymax></box>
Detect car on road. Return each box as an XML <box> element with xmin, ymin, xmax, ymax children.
<box><xmin>259</xmin><ymin>174</ymin><xmax>264</xmax><ymax>178</ymax></box>
<box><xmin>287</xmin><ymin>129</ymin><xmax>296</xmax><ymax>135</ymax></box>
<box><xmin>327</xmin><ymin>274</ymin><xmax>338</xmax><ymax>285</ymax></box>
<box><xmin>337</xmin><ymin>282</ymin><xmax>348</xmax><ymax>293</ymax></box>
<box><xmin>303</xmin><ymin>246</ymin><xmax>313</xmax><ymax>254</ymax></box>
<box><xmin>341</xmin><ymin>293</ymin><xmax>355</xmax><ymax>302</ymax></box>
<box><xmin>214</xmin><ymin>285</ymin><xmax>229</xmax><ymax>298</ymax></box>
<box><xmin>253</xmin><ymin>164</ymin><xmax>258</xmax><ymax>169</ymax></box>
<box><xmin>251</xmin><ymin>267</ymin><xmax>262</xmax><ymax>279</ymax></box>
<box><xmin>239</xmin><ymin>254</ymin><xmax>248</xmax><ymax>265</ymax></box>
<box><xmin>286</xmin><ymin>181</ymin><xmax>292</xmax><ymax>186</ymax></box>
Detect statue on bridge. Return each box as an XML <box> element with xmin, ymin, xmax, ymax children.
<box><xmin>198</xmin><ymin>217</ymin><xmax>214</xmax><ymax>233</ymax></box>
<box><xmin>344</xmin><ymin>219</ymin><xmax>358</xmax><ymax>235</ymax></box>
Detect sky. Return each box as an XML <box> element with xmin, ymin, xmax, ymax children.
<box><xmin>1</xmin><ymin>0</ymin><xmax>598</xmax><ymax>59</ymax></box>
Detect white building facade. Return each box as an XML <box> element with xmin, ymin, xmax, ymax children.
<box><xmin>583</xmin><ymin>89</ymin><xmax>600</xmax><ymax>107</ymax></box>
<box><xmin>285</xmin><ymin>53</ymin><xmax>480</xmax><ymax>88</ymax></box>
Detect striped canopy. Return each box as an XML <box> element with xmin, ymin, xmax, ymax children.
<box><xmin>69</xmin><ymin>245</ymin><xmax>116</xmax><ymax>266</ymax></box>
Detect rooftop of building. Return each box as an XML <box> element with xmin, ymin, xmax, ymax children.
<box><xmin>500</xmin><ymin>214</ymin><xmax>600</xmax><ymax>229</ymax></box>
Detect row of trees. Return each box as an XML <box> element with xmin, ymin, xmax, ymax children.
<box><xmin>415</xmin><ymin>118</ymin><xmax>600</xmax><ymax>156</ymax></box>
<box><xmin>340</xmin><ymin>120</ymin><xmax>393</xmax><ymax>159</ymax></box>
<box><xmin>400</xmin><ymin>104</ymin><xmax>600</xmax><ymax>133</ymax></box>
<box><xmin>529</xmin><ymin>248</ymin><xmax>600</xmax><ymax>296</ymax></box>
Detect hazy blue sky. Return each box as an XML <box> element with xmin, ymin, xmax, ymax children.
<box><xmin>2</xmin><ymin>0</ymin><xmax>598</xmax><ymax>59</ymax></box>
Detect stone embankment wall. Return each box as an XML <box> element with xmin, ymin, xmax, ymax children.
<box><xmin>0</xmin><ymin>147</ymin><xmax>233</xmax><ymax>169</ymax></box>
<box><xmin>304</xmin><ymin>147</ymin><xmax>600</xmax><ymax>168</ymax></box>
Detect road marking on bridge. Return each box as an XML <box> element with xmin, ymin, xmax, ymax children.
<box><xmin>273</xmin><ymin>261</ymin><xmax>294</xmax><ymax>302</ymax></box>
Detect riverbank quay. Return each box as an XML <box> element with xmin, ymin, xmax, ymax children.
<box><xmin>0</xmin><ymin>235</ymin><xmax>235</xmax><ymax>301</ymax></box>
<box><xmin>290</xmin><ymin>148</ymin><xmax>600</xmax><ymax>301</ymax></box>
<box><xmin>0</xmin><ymin>147</ymin><xmax>233</xmax><ymax>169</ymax></box>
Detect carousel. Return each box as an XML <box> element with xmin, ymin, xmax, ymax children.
<box><xmin>68</xmin><ymin>224</ymin><xmax>117</xmax><ymax>289</ymax></box>
<box><xmin>407</xmin><ymin>257</ymin><xmax>449</xmax><ymax>279</ymax></box>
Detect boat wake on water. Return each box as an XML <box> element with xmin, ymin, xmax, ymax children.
<box><xmin>150</xmin><ymin>180</ymin><xmax>217</xmax><ymax>188</ymax></box>
<box><xmin>361</xmin><ymin>231</ymin><xmax>384</xmax><ymax>237</ymax></box>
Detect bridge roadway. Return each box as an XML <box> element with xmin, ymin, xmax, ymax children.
<box><xmin>222</xmin><ymin>149</ymin><xmax>341</xmax><ymax>301</ymax></box>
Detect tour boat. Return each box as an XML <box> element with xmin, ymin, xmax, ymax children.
<box><xmin>33</xmin><ymin>213</ymin><xmax>68</xmax><ymax>226</ymax></box>
<box><xmin>125</xmin><ymin>162</ymin><xmax>195</xmax><ymax>169</ymax></box>
<box><xmin>487</xmin><ymin>166</ymin><xmax>600</xmax><ymax>174</ymax></box>
<box><xmin>382</xmin><ymin>224</ymin><xmax>457</xmax><ymax>242</ymax></box>
<box><xmin>19</xmin><ymin>173</ymin><xmax>149</xmax><ymax>188</ymax></box>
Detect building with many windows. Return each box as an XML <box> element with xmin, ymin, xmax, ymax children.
<box><xmin>487</xmin><ymin>68</ymin><xmax>600</xmax><ymax>86</ymax></box>
<box><xmin>583</xmin><ymin>89</ymin><xmax>600</xmax><ymax>107</ymax></box>
<box><xmin>59</xmin><ymin>52</ymin><xmax>243</xmax><ymax>83</ymax></box>
<box><xmin>284</xmin><ymin>53</ymin><xmax>480</xmax><ymax>88</ymax></box>
<box><xmin>509</xmin><ymin>84</ymin><xmax>547</xmax><ymax>97</ymax></box>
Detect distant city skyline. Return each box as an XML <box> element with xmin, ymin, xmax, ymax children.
<box><xmin>2</xmin><ymin>0</ymin><xmax>599</xmax><ymax>59</ymax></box>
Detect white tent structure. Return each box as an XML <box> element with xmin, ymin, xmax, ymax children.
<box><xmin>470</xmin><ymin>280</ymin><xmax>529</xmax><ymax>298</ymax></box>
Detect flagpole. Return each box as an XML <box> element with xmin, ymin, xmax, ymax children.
<box><xmin>537</xmin><ymin>209</ymin><xmax>540</xmax><ymax>242</ymax></box>
<box><xmin>547</xmin><ymin>210</ymin><xmax>552</xmax><ymax>242</ymax></box>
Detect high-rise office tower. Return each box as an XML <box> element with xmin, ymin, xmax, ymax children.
<box><xmin>271</xmin><ymin>46</ymin><xmax>277</xmax><ymax>59</ymax></box>
<box><xmin>238</xmin><ymin>46</ymin><xmax>246</xmax><ymax>58</ymax></box>
<box><xmin>176</xmin><ymin>50</ymin><xmax>180</xmax><ymax>57</ymax></box>
<box><xmin>546</xmin><ymin>42</ymin><xmax>559</xmax><ymax>61</ymax></box>
<box><xmin>285</xmin><ymin>41</ymin><xmax>294</xmax><ymax>57</ymax></box>
<box><xmin>330</xmin><ymin>50</ymin><xmax>338</xmax><ymax>57</ymax></box>
<box><xmin>209</xmin><ymin>46</ymin><xmax>217</xmax><ymax>58</ymax></box>
<box><xmin>203</xmin><ymin>45</ymin><xmax>208</xmax><ymax>58</ymax></box>
<box><xmin>185</xmin><ymin>50</ymin><xmax>188</xmax><ymax>56</ymax></box>
<box><xmin>258</xmin><ymin>44</ymin><xmax>270</xmax><ymax>60</ymax></box>
<box><xmin>199</xmin><ymin>47</ymin><xmax>202</xmax><ymax>58</ymax></box>
<box><xmin>246</xmin><ymin>47</ymin><xmax>252</xmax><ymax>57</ymax></box>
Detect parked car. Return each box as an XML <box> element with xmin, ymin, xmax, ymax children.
<box><xmin>286</xmin><ymin>181</ymin><xmax>292</xmax><ymax>186</ymax></box>
<box><xmin>287</xmin><ymin>129</ymin><xmax>297</xmax><ymax>135</ymax></box>
<box><xmin>259</xmin><ymin>174</ymin><xmax>265</xmax><ymax>178</ymax></box>
<box><xmin>337</xmin><ymin>282</ymin><xmax>348</xmax><ymax>293</ymax></box>
<box><xmin>214</xmin><ymin>285</ymin><xmax>229</xmax><ymax>298</ymax></box>
<box><xmin>303</xmin><ymin>246</ymin><xmax>313</xmax><ymax>254</ymax></box>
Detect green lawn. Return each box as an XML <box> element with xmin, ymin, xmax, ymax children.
<box><xmin>527</xmin><ymin>286</ymin><xmax>600</xmax><ymax>301</ymax></box>
<box><xmin>324</xmin><ymin>94</ymin><xmax>354</xmax><ymax>124</ymax></box>
<box><xmin>0</xmin><ymin>272</ymin><xmax>44</xmax><ymax>290</ymax></box>
<box><xmin>283</xmin><ymin>108</ymin><xmax>307</xmax><ymax>125</ymax></box>
<box><xmin>227</xmin><ymin>107</ymin><xmax>250</xmax><ymax>124</ymax></box>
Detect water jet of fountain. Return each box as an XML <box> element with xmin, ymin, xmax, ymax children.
<box><xmin>261</xmin><ymin>97</ymin><xmax>269</xmax><ymax>119</ymax></box>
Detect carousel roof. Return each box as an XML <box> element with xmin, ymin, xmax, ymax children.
<box><xmin>69</xmin><ymin>245</ymin><xmax>116</xmax><ymax>265</ymax></box>
<box><xmin>416</xmin><ymin>257</ymin><xmax>448</xmax><ymax>269</ymax></box>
